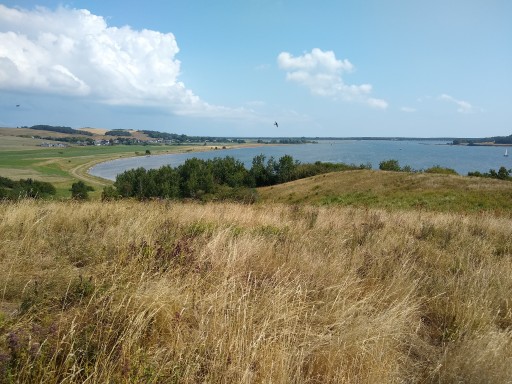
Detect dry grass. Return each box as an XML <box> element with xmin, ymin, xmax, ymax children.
<box><xmin>1</xmin><ymin>200</ymin><xmax>511</xmax><ymax>383</ymax></box>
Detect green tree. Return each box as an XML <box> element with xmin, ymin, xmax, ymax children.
<box><xmin>154</xmin><ymin>165</ymin><xmax>181</xmax><ymax>198</ymax></box>
<box><xmin>249</xmin><ymin>154</ymin><xmax>270</xmax><ymax>187</ymax></box>
<box><xmin>178</xmin><ymin>158</ymin><xmax>215</xmax><ymax>198</ymax></box>
<box><xmin>276</xmin><ymin>155</ymin><xmax>298</xmax><ymax>183</ymax></box>
<box><xmin>101</xmin><ymin>186</ymin><xmax>119</xmax><ymax>201</ymax></box>
<box><xmin>210</xmin><ymin>156</ymin><xmax>249</xmax><ymax>188</ymax></box>
<box><xmin>71</xmin><ymin>181</ymin><xmax>92</xmax><ymax>200</ymax></box>
<box><xmin>497</xmin><ymin>166</ymin><xmax>510</xmax><ymax>180</ymax></box>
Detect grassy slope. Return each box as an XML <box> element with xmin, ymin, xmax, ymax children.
<box><xmin>1</xmin><ymin>200</ymin><xmax>511</xmax><ymax>382</ymax></box>
<box><xmin>259</xmin><ymin>169</ymin><xmax>512</xmax><ymax>213</ymax></box>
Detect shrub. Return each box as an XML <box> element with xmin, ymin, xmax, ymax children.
<box><xmin>425</xmin><ymin>165</ymin><xmax>458</xmax><ymax>175</ymax></box>
<box><xmin>379</xmin><ymin>159</ymin><xmax>402</xmax><ymax>172</ymax></box>
<box><xmin>71</xmin><ymin>181</ymin><xmax>93</xmax><ymax>200</ymax></box>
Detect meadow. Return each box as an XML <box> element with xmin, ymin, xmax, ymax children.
<box><xmin>1</xmin><ymin>199</ymin><xmax>511</xmax><ymax>383</ymax></box>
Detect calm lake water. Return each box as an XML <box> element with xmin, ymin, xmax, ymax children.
<box><xmin>89</xmin><ymin>140</ymin><xmax>512</xmax><ymax>181</ymax></box>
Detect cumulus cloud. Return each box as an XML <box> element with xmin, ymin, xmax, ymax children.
<box><xmin>439</xmin><ymin>94</ymin><xmax>476</xmax><ymax>114</ymax></box>
<box><xmin>277</xmin><ymin>48</ymin><xmax>387</xmax><ymax>109</ymax></box>
<box><xmin>0</xmin><ymin>5</ymin><xmax>236</xmax><ymax>117</ymax></box>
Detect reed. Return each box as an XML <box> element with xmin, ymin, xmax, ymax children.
<box><xmin>1</xmin><ymin>200</ymin><xmax>511</xmax><ymax>382</ymax></box>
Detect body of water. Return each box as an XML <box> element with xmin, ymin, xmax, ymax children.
<box><xmin>89</xmin><ymin>140</ymin><xmax>512</xmax><ymax>181</ymax></box>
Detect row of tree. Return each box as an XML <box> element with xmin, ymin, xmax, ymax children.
<box><xmin>0</xmin><ymin>177</ymin><xmax>56</xmax><ymax>200</ymax></box>
<box><xmin>468</xmin><ymin>166</ymin><xmax>512</xmax><ymax>180</ymax></box>
<box><xmin>105</xmin><ymin>130</ymin><xmax>132</xmax><ymax>137</ymax></box>
<box><xmin>28</xmin><ymin>125</ymin><xmax>93</xmax><ymax>136</ymax></box>
<box><xmin>103</xmin><ymin>155</ymin><xmax>369</xmax><ymax>201</ymax></box>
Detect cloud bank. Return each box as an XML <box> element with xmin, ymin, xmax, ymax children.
<box><xmin>277</xmin><ymin>48</ymin><xmax>388</xmax><ymax>109</ymax></box>
<box><xmin>0</xmin><ymin>5</ymin><xmax>235</xmax><ymax>117</ymax></box>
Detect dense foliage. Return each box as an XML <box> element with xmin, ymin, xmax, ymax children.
<box><xmin>70</xmin><ymin>181</ymin><xmax>94</xmax><ymax>200</ymax></box>
<box><xmin>378</xmin><ymin>159</ymin><xmax>413</xmax><ymax>172</ymax></box>
<box><xmin>29</xmin><ymin>125</ymin><xmax>93</xmax><ymax>136</ymax></box>
<box><xmin>424</xmin><ymin>165</ymin><xmax>458</xmax><ymax>175</ymax></box>
<box><xmin>379</xmin><ymin>160</ymin><xmax>458</xmax><ymax>175</ymax></box>
<box><xmin>468</xmin><ymin>166</ymin><xmax>512</xmax><ymax>180</ymax></box>
<box><xmin>0</xmin><ymin>176</ymin><xmax>56</xmax><ymax>199</ymax></box>
<box><xmin>105</xmin><ymin>130</ymin><xmax>132</xmax><ymax>137</ymax></box>
<box><xmin>108</xmin><ymin>155</ymin><xmax>369</xmax><ymax>201</ymax></box>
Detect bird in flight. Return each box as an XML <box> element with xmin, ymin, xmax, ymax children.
<box><xmin>274</xmin><ymin>121</ymin><xmax>278</xmax><ymax>128</ymax></box>
<box><xmin>16</xmin><ymin>104</ymin><xmax>20</xmax><ymax>107</ymax></box>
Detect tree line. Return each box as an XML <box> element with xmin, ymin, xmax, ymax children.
<box><xmin>102</xmin><ymin>155</ymin><xmax>370</xmax><ymax>202</ymax></box>
<box><xmin>468</xmin><ymin>166</ymin><xmax>512</xmax><ymax>180</ymax></box>
<box><xmin>28</xmin><ymin>125</ymin><xmax>93</xmax><ymax>136</ymax></box>
<box><xmin>0</xmin><ymin>177</ymin><xmax>56</xmax><ymax>200</ymax></box>
<box><xmin>105</xmin><ymin>130</ymin><xmax>132</xmax><ymax>137</ymax></box>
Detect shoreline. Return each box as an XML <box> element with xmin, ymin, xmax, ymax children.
<box><xmin>83</xmin><ymin>142</ymin><xmax>280</xmax><ymax>182</ymax></box>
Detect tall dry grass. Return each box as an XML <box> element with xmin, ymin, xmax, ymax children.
<box><xmin>0</xmin><ymin>200</ymin><xmax>511</xmax><ymax>383</ymax></box>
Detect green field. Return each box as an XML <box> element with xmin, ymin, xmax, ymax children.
<box><xmin>0</xmin><ymin>144</ymin><xmax>182</xmax><ymax>197</ymax></box>
<box><xmin>0</xmin><ymin>129</ymin><xmax>233</xmax><ymax>198</ymax></box>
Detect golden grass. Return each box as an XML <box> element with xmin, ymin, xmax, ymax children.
<box><xmin>1</xmin><ymin>200</ymin><xmax>511</xmax><ymax>382</ymax></box>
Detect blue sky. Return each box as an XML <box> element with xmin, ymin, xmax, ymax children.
<box><xmin>0</xmin><ymin>1</ymin><xmax>511</xmax><ymax>137</ymax></box>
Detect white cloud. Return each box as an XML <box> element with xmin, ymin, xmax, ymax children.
<box><xmin>277</xmin><ymin>48</ymin><xmax>387</xmax><ymax>109</ymax></box>
<box><xmin>0</xmin><ymin>5</ymin><xmax>237</xmax><ymax>117</ymax></box>
<box><xmin>439</xmin><ymin>94</ymin><xmax>476</xmax><ymax>114</ymax></box>
<box><xmin>367</xmin><ymin>98</ymin><xmax>389</xmax><ymax>110</ymax></box>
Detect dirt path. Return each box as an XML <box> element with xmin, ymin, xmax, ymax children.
<box><xmin>68</xmin><ymin>157</ymin><xmax>114</xmax><ymax>187</ymax></box>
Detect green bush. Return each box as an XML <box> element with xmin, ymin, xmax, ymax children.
<box><xmin>379</xmin><ymin>159</ymin><xmax>402</xmax><ymax>172</ymax></box>
<box><xmin>425</xmin><ymin>165</ymin><xmax>458</xmax><ymax>175</ymax></box>
<box><xmin>71</xmin><ymin>181</ymin><xmax>93</xmax><ymax>200</ymax></box>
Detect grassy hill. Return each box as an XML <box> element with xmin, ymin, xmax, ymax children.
<box><xmin>1</xmin><ymin>199</ymin><xmax>511</xmax><ymax>382</ymax></box>
<box><xmin>259</xmin><ymin>169</ymin><xmax>512</xmax><ymax>213</ymax></box>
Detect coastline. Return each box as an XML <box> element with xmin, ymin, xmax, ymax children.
<box><xmin>82</xmin><ymin>142</ymin><xmax>276</xmax><ymax>182</ymax></box>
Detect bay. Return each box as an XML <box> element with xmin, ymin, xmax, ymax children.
<box><xmin>89</xmin><ymin>140</ymin><xmax>512</xmax><ymax>181</ymax></box>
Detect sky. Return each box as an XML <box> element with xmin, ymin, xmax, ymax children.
<box><xmin>0</xmin><ymin>1</ymin><xmax>511</xmax><ymax>138</ymax></box>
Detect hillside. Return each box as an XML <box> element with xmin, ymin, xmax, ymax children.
<box><xmin>259</xmin><ymin>169</ymin><xmax>512</xmax><ymax>212</ymax></box>
<box><xmin>0</xmin><ymin>127</ymin><xmax>153</xmax><ymax>142</ymax></box>
<box><xmin>0</xmin><ymin>199</ymin><xmax>511</xmax><ymax>382</ymax></box>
